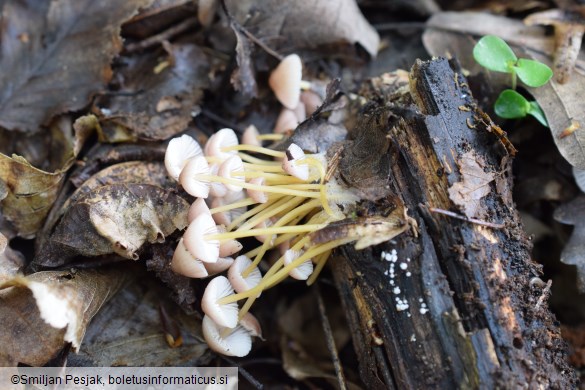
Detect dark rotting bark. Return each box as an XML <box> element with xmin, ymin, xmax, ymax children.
<box><xmin>332</xmin><ymin>58</ymin><xmax>577</xmax><ymax>389</ymax></box>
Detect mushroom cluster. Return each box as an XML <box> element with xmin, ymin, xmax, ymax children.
<box><xmin>164</xmin><ymin>126</ymin><xmax>360</xmax><ymax>356</ymax></box>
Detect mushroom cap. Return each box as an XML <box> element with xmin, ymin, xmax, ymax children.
<box><xmin>228</xmin><ymin>255</ymin><xmax>263</xmax><ymax>294</ymax></box>
<box><xmin>179</xmin><ymin>155</ymin><xmax>211</xmax><ymax>198</ymax></box>
<box><xmin>183</xmin><ymin>213</ymin><xmax>219</xmax><ymax>263</ymax></box>
<box><xmin>284</xmin><ymin>249</ymin><xmax>313</xmax><ymax>280</ymax></box>
<box><xmin>210</xmin><ymin>197</ymin><xmax>231</xmax><ymax>226</ymax></box>
<box><xmin>219</xmin><ymin>231</ymin><xmax>243</xmax><ymax>257</ymax></box>
<box><xmin>204</xmin><ymin>256</ymin><xmax>235</xmax><ymax>276</ymax></box>
<box><xmin>201</xmin><ymin>276</ymin><xmax>239</xmax><ymax>328</ymax></box>
<box><xmin>165</xmin><ymin>134</ymin><xmax>203</xmax><ymax>180</ymax></box>
<box><xmin>239</xmin><ymin>312</ymin><xmax>264</xmax><ymax>339</ymax></box>
<box><xmin>202</xmin><ymin>315</ymin><xmax>252</xmax><ymax>357</ymax></box>
<box><xmin>219</xmin><ymin>155</ymin><xmax>245</xmax><ymax>192</ymax></box>
<box><xmin>282</xmin><ymin>143</ymin><xmax>309</xmax><ymax>180</ymax></box>
<box><xmin>242</xmin><ymin>125</ymin><xmax>261</xmax><ymax>147</ymax></box>
<box><xmin>269</xmin><ymin>54</ymin><xmax>303</xmax><ymax>109</ymax></box>
<box><xmin>204</xmin><ymin>128</ymin><xmax>239</xmax><ymax>160</ymax></box>
<box><xmin>171</xmin><ymin>238</ymin><xmax>208</xmax><ymax>278</ymax></box>
<box><xmin>273</xmin><ymin>108</ymin><xmax>300</xmax><ymax>135</ymax></box>
<box><xmin>209</xmin><ymin>163</ymin><xmax>228</xmax><ymax>198</ymax></box>
<box><xmin>301</xmin><ymin>90</ymin><xmax>323</xmax><ymax>116</ymax></box>
<box><xmin>188</xmin><ymin>198</ymin><xmax>211</xmax><ymax>223</ymax></box>
<box><xmin>247</xmin><ymin>177</ymin><xmax>268</xmax><ymax>203</ymax></box>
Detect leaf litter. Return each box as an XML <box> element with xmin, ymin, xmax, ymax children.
<box><xmin>0</xmin><ymin>0</ymin><xmax>583</xmax><ymax>386</ymax></box>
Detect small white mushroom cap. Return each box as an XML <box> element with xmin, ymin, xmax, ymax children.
<box><xmin>242</xmin><ymin>125</ymin><xmax>261</xmax><ymax>147</ymax></box>
<box><xmin>216</xmin><ymin>226</ymin><xmax>243</xmax><ymax>257</ymax></box>
<box><xmin>209</xmin><ymin>163</ymin><xmax>228</xmax><ymax>198</ymax></box>
<box><xmin>247</xmin><ymin>177</ymin><xmax>268</xmax><ymax>203</ymax></box>
<box><xmin>201</xmin><ymin>276</ymin><xmax>239</xmax><ymax>328</ymax></box>
<box><xmin>269</xmin><ymin>54</ymin><xmax>303</xmax><ymax>109</ymax></box>
<box><xmin>183</xmin><ymin>213</ymin><xmax>219</xmax><ymax>263</ymax></box>
<box><xmin>301</xmin><ymin>90</ymin><xmax>323</xmax><ymax>116</ymax></box>
<box><xmin>228</xmin><ymin>255</ymin><xmax>262</xmax><ymax>294</ymax></box>
<box><xmin>165</xmin><ymin>134</ymin><xmax>203</xmax><ymax>180</ymax></box>
<box><xmin>204</xmin><ymin>256</ymin><xmax>235</xmax><ymax>276</ymax></box>
<box><xmin>218</xmin><ymin>155</ymin><xmax>245</xmax><ymax>192</ymax></box>
<box><xmin>188</xmin><ymin>198</ymin><xmax>211</xmax><ymax>223</ymax></box>
<box><xmin>283</xmin><ymin>249</ymin><xmax>313</xmax><ymax>280</ymax></box>
<box><xmin>202</xmin><ymin>315</ymin><xmax>252</xmax><ymax>357</ymax></box>
<box><xmin>204</xmin><ymin>128</ymin><xmax>239</xmax><ymax>160</ymax></box>
<box><xmin>179</xmin><ymin>155</ymin><xmax>211</xmax><ymax>198</ymax></box>
<box><xmin>282</xmin><ymin>143</ymin><xmax>309</xmax><ymax>180</ymax></box>
<box><xmin>273</xmin><ymin>108</ymin><xmax>300</xmax><ymax>135</ymax></box>
<box><xmin>239</xmin><ymin>312</ymin><xmax>264</xmax><ymax>340</ymax></box>
<box><xmin>171</xmin><ymin>238</ymin><xmax>208</xmax><ymax>278</ymax></box>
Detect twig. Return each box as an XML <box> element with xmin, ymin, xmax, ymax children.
<box><xmin>199</xmin><ymin>108</ymin><xmax>244</xmax><ymax>134</ymax></box>
<box><xmin>221</xmin><ymin>356</ymin><xmax>264</xmax><ymax>389</ymax></box>
<box><xmin>219</xmin><ymin>0</ymin><xmax>283</xmax><ymax>61</ymax></box>
<box><xmin>314</xmin><ymin>283</ymin><xmax>348</xmax><ymax>390</ymax></box>
<box><xmin>373</xmin><ymin>22</ymin><xmax>427</xmax><ymax>31</ymax></box>
<box><xmin>125</xmin><ymin>17</ymin><xmax>199</xmax><ymax>53</ymax></box>
<box><xmin>429</xmin><ymin>207</ymin><xmax>505</xmax><ymax>229</ymax></box>
<box><xmin>535</xmin><ymin>279</ymin><xmax>553</xmax><ymax>310</ymax></box>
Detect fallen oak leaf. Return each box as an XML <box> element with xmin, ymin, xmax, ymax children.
<box><xmin>553</xmin><ymin>194</ymin><xmax>585</xmax><ymax>293</ymax></box>
<box><xmin>0</xmin><ymin>0</ymin><xmax>153</xmax><ymax>133</ymax></box>
<box><xmin>0</xmin><ymin>268</ymin><xmax>128</xmax><ymax>366</ymax></box>
<box><xmin>36</xmin><ymin>184</ymin><xmax>189</xmax><ymax>268</ymax></box>
<box><xmin>448</xmin><ymin>151</ymin><xmax>495</xmax><ymax>219</ymax></box>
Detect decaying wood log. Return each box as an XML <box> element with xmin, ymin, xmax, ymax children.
<box><xmin>332</xmin><ymin>58</ymin><xmax>577</xmax><ymax>389</ymax></box>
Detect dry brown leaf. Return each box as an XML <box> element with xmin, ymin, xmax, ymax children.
<box><xmin>554</xmin><ymin>195</ymin><xmax>585</xmax><ymax>293</ymax></box>
<box><xmin>0</xmin><ymin>269</ymin><xmax>127</xmax><ymax>366</ymax></box>
<box><xmin>448</xmin><ymin>151</ymin><xmax>495</xmax><ymax>218</ymax></box>
<box><xmin>0</xmin><ymin>0</ymin><xmax>153</xmax><ymax>133</ymax></box>
<box><xmin>95</xmin><ymin>43</ymin><xmax>209</xmax><ymax>142</ymax></box>
<box><xmin>423</xmin><ymin>12</ymin><xmax>585</xmax><ymax>170</ymax></box>
<box><xmin>37</xmin><ymin>184</ymin><xmax>189</xmax><ymax>268</ymax></box>
<box><xmin>225</xmin><ymin>0</ymin><xmax>380</xmax><ymax>57</ymax></box>
<box><xmin>69</xmin><ymin>274</ymin><xmax>207</xmax><ymax>366</ymax></box>
<box><xmin>0</xmin><ymin>236</ymin><xmax>25</xmax><ymax>284</ymax></box>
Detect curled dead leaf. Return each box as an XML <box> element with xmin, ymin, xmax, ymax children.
<box><xmin>0</xmin><ymin>269</ymin><xmax>128</xmax><ymax>366</ymax></box>
<box><xmin>37</xmin><ymin>184</ymin><xmax>190</xmax><ymax>267</ymax></box>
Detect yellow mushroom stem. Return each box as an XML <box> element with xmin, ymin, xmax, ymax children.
<box><xmin>227</xmin><ymin>196</ymin><xmax>291</xmax><ymax>231</ymax></box>
<box><xmin>222</xmin><ymin>144</ymin><xmax>285</xmax><ymax>158</ymax></box>
<box><xmin>209</xmin><ymin>196</ymin><xmax>267</xmax><ymax>215</ymax></box>
<box><xmin>195</xmin><ymin>174</ymin><xmax>322</xmax><ymax>198</ymax></box>
<box><xmin>306</xmin><ymin>250</ymin><xmax>332</xmax><ymax>286</ymax></box>
<box><xmin>257</xmin><ymin>133</ymin><xmax>284</xmax><ymax>141</ymax></box>
<box><xmin>236</xmin><ymin>195</ymin><xmax>306</xmax><ymax>233</ymax></box>
<box><xmin>238</xmin><ymin>152</ymin><xmax>282</xmax><ymax>165</ymax></box>
<box><xmin>205</xmin><ymin>223</ymin><xmax>328</xmax><ymax>241</ymax></box>
<box><xmin>223</xmin><ymin>237</ymin><xmax>356</xmax><ymax>321</ymax></box>
<box><xmin>241</xmin><ymin>198</ymin><xmax>322</xmax><ymax>277</ymax></box>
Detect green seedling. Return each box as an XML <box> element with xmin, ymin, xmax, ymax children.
<box><xmin>473</xmin><ymin>35</ymin><xmax>552</xmax><ymax>126</ymax></box>
<box><xmin>494</xmin><ymin>89</ymin><xmax>548</xmax><ymax>126</ymax></box>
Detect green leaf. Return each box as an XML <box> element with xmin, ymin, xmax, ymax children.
<box><xmin>514</xmin><ymin>59</ymin><xmax>553</xmax><ymax>87</ymax></box>
<box><xmin>473</xmin><ymin>35</ymin><xmax>517</xmax><ymax>73</ymax></box>
<box><xmin>494</xmin><ymin>89</ymin><xmax>529</xmax><ymax>119</ymax></box>
<box><xmin>527</xmin><ymin>101</ymin><xmax>548</xmax><ymax>127</ymax></box>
